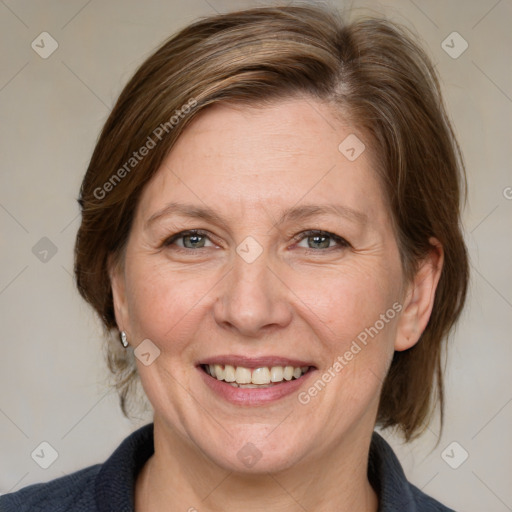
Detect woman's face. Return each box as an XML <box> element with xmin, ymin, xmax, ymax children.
<box><xmin>112</xmin><ymin>97</ymin><xmax>414</xmax><ymax>472</ymax></box>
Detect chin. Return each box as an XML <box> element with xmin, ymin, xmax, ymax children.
<box><xmin>209</xmin><ymin>441</ymin><xmax>305</xmax><ymax>474</ymax></box>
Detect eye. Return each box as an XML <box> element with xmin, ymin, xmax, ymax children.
<box><xmin>293</xmin><ymin>230</ymin><xmax>350</xmax><ymax>251</ymax></box>
<box><xmin>162</xmin><ymin>229</ymin><xmax>349</xmax><ymax>252</ymax></box>
<box><xmin>163</xmin><ymin>230</ymin><xmax>215</xmax><ymax>250</ymax></box>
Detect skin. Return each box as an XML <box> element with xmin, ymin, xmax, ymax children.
<box><xmin>110</xmin><ymin>96</ymin><xmax>443</xmax><ymax>512</ymax></box>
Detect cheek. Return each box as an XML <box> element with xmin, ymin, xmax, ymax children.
<box><xmin>289</xmin><ymin>260</ymin><xmax>402</xmax><ymax>401</ymax></box>
<box><xmin>296</xmin><ymin>268</ymin><xmax>400</xmax><ymax>400</ymax></box>
<box><xmin>124</xmin><ymin>258</ymin><xmax>212</xmax><ymax>345</ymax></box>
<box><xmin>292</xmin><ymin>262</ymin><xmax>401</xmax><ymax>340</ymax></box>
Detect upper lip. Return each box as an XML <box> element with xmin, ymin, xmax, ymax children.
<box><xmin>197</xmin><ymin>355</ymin><xmax>316</xmax><ymax>369</ymax></box>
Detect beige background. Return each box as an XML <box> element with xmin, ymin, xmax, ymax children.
<box><xmin>1</xmin><ymin>0</ymin><xmax>511</xmax><ymax>510</ymax></box>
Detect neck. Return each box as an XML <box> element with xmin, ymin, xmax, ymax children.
<box><xmin>136</xmin><ymin>417</ymin><xmax>379</xmax><ymax>512</ymax></box>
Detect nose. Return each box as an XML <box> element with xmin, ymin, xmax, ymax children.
<box><xmin>213</xmin><ymin>253</ymin><xmax>293</xmax><ymax>338</ymax></box>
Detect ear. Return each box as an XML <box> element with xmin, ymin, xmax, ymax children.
<box><xmin>395</xmin><ymin>238</ymin><xmax>444</xmax><ymax>351</ymax></box>
<box><xmin>108</xmin><ymin>254</ymin><xmax>130</xmax><ymax>338</ymax></box>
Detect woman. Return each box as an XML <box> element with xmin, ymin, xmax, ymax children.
<box><xmin>1</xmin><ymin>4</ymin><xmax>468</xmax><ymax>511</ymax></box>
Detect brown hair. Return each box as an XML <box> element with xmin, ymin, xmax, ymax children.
<box><xmin>74</xmin><ymin>4</ymin><xmax>469</xmax><ymax>440</ymax></box>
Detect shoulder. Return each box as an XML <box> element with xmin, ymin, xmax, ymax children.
<box><xmin>0</xmin><ymin>464</ymin><xmax>100</xmax><ymax>512</ymax></box>
<box><xmin>370</xmin><ymin>431</ymin><xmax>457</xmax><ymax>512</ymax></box>
<box><xmin>409</xmin><ymin>483</ymin><xmax>457</xmax><ymax>511</ymax></box>
<box><xmin>0</xmin><ymin>424</ymin><xmax>154</xmax><ymax>512</ymax></box>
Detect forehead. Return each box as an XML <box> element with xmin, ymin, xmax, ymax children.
<box><xmin>136</xmin><ymin>98</ymin><xmax>388</xmax><ymax>227</ymax></box>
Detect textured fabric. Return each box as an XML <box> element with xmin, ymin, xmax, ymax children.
<box><xmin>0</xmin><ymin>423</ymin><xmax>455</xmax><ymax>511</ymax></box>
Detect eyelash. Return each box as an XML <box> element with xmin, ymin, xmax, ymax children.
<box><xmin>163</xmin><ymin>229</ymin><xmax>350</xmax><ymax>252</ymax></box>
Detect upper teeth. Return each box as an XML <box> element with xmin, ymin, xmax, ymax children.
<box><xmin>205</xmin><ymin>364</ymin><xmax>309</xmax><ymax>385</ymax></box>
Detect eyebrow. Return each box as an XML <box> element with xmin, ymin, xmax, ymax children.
<box><xmin>145</xmin><ymin>201</ymin><xmax>368</xmax><ymax>229</ymax></box>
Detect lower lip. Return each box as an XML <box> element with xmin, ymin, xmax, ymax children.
<box><xmin>197</xmin><ymin>366</ymin><xmax>316</xmax><ymax>406</ymax></box>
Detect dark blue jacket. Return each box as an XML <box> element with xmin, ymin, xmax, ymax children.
<box><xmin>0</xmin><ymin>423</ymin><xmax>455</xmax><ymax>511</ymax></box>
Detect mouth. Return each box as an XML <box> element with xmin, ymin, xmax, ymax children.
<box><xmin>199</xmin><ymin>363</ymin><xmax>314</xmax><ymax>388</ymax></box>
<box><xmin>196</xmin><ymin>356</ymin><xmax>318</xmax><ymax>405</ymax></box>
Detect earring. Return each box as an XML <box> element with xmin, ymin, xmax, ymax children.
<box><xmin>120</xmin><ymin>331</ymin><xmax>129</xmax><ymax>348</ymax></box>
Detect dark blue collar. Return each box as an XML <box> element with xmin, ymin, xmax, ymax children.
<box><xmin>95</xmin><ymin>423</ymin><xmax>453</xmax><ymax>512</ymax></box>
<box><xmin>95</xmin><ymin>423</ymin><xmax>154</xmax><ymax>512</ymax></box>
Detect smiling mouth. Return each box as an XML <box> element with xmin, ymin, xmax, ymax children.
<box><xmin>200</xmin><ymin>364</ymin><xmax>314</xmax><ymax>388</ymax></box>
